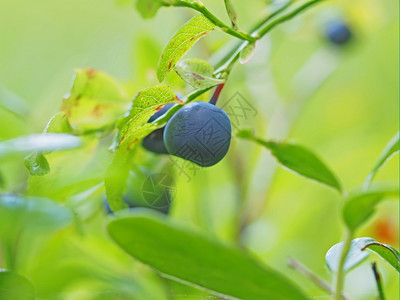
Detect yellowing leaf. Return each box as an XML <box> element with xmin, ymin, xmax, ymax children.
<box><xmin>60</xmin><ymin>69</ymin><xmax>130</xmax><ymax>133</ymax></box>
<box><xmin>157</xmin><ymin>15</ymin><xmax>215</xmax><ymax>82</ymax></box>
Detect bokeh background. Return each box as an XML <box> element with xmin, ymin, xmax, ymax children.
<box><xmin>0</xmin><ymin>0</ymin><xmax>398</xmax><ymax>299</ymax></box>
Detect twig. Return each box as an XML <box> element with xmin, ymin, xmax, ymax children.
<box><xmin>335</xmin><ymin>230</ymin><xmax>353</xmax><ymax>300</ymax></box>
<box><xmin>288</xmin><ymin>257</ymin><xmax>353</xmax><ymax>300</ymax></box>
<box><xmin>371</xmin><ymin>262</ymin><xmax>386</xmax><ymax>300</ymax></box>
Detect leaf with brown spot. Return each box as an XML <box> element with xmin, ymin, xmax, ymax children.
<box><xmin>60</xmin><ymin>69</ymin><xmax>130</xmax><ymax>133</ymax></box>
<box><xmin>157</xmin><ymin>15</ymin><xmax>216</xmax><ymax>82</ymax></box>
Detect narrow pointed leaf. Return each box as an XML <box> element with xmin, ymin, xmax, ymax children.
<box><xmin>238</xmin><ymin>130</ymin><xmax>342</xmax><ymax>192</ymax></box>
<box><xmin>108</xmin><ymin>211</ymin><xmax>308</xmax><ymax>300</ymax></box>
<box><xmin>174</xmin><ymin>59</ymin><xmax>224</xmax><ymax>89</ymax></box>
<box><xmin>0</xmin><ymin>194</ymin><xmax>73</xmax><ymax>236</ymax></box>
<box><xmin>0</xmin><ymin>134</ymin><xmax>82</xmax><ymax>159</ymax></box>
<box><xmin>224</xmin><ymin>0</ymin><xmax>238</xmax><ymax>29</ymax></box>
<box><xmin>0</xmin><ymin>271</ymin><xmax>35</xmax><ymax>300</ymax></box>
<box><xmin>365</xmin><ymin>132</ymin><xmax>399</xmax><ymax>185</ymax></box>
<box><xmin>343</xmin><ymin>185</ymin><xmax>399</xmax><ymax>231</ymax></box>
<box><xmin>362</xmin><ymin>241</ymin><xmax>400</xmax><ymax>272</ymax></box>
<box><xmin>157</xmin><ymin>15</ymin><xmax>215</xmax><ymax>82</ymax></box>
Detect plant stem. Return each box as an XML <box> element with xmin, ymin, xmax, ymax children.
<box><xmin>371</xmin><ymin>262</ymin><xmax>386</xmax><ymax>300</ymax></box>
<box><xmin>152</xmin><ymin>0</ymin><xmax>327</xmax><ymax>126</ymax></box>
<box><xmin>214</xmin><ymin>0</ymin><xmax>293</xmax><ymax>70</ymax></box>
<box><xmin>209</xmin><ymin>83</ymin><xmax>225</xmax><ymax>105</ymax></box>
<box><xmin>335</xmin><ymin>230</ymin><xmax>353</xmax><ymax>300</ymax></box>
<box><xmin>255</xmin><ymin>0</ymin><xmax>326</xmax><ymax>38</ymax></box>
<box><xmin>288</xmin><ymin>257</ymin><xmax>353</xmax><ymax>300</ymax></box>
<box><xmin>289</xmin><ymin>257</ymin><xmax>333</xmax><ymax>294</ymax></box>
<box><xmin>215</xmin><ymin>0</ymin><xmax>327</xmax><ymax>74</ymax></box>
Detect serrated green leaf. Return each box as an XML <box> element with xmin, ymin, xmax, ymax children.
<box><xmin>363</xmin><ymin>241</ymin><xmax>400</xmax><ymax>272</ymax></box>
<box><xmin>60</xmin><ymin>69</ymin><xmax>130</xmax><ymax>133</ymax></box>
<box><xmin>224</xmin><ymin>0</ymin><xmax>238</xmax><ymax>29</ymax></box>
<box><xmin>343</xmin><ymin>185</ymin><xmax>399</xmax><ymax>231</ymax></box>
<box><xmin>325</xmin><ymin>237</ymin><xmax>373</xmax><ymax>272</ymax></box>
<box><xmin>157</xmin><ymin>15</ymin><xmax>216</xmax><ymax>82</ymax></box>
<box><xmin>239</xmin><ymin>42</ymin><xmax>256</xmax><ymax>64</ymax></box>
<box><xmin>108</xmin><ymin>211</ymin><xmax>308</xmax><ymax>300</ymax></box>
<box><xmin>174</xmin><ymin>59</ymin><xmax>224</xmax><ymax>89</ymax></box>
<box><xmin>238</xmin><ymin>131</ymin><xmax>342</xmax><ymax>192</ymax></box>
<box><xmin>0</xmin><ymin>133</ymin><xmax>82</xmax><ymax>159</ymax></box>
<box><xmin>365</xmin><ymin>132</ymin><xmax>399</xmax><ymax>185</ymax></box>
<box><xmin>24</xmin><ymin>152</ymin><xmax>50</xmax><ymax>176</ymax></box>
<box><xmin>119</xmin><ymin>85</ymin><xmax>178</xmax><ymax>148</ymax></box>
<box><xmin>106</xmin><ymin>86</ymin><xmax>178</xmax><ymax>212</ymax></box>
<box><xmin>0</xmin><ymin>271</ymin><xmax>35</xmax><ymax>300</ymax></box>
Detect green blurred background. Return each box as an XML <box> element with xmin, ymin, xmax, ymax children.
<box><xmin>0</xmin><ymin>0</ymin><xmax>398</xmax><ymax>299</ymax></box>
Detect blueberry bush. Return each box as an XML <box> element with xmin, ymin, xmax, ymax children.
<box><xmin>0</xmin><ymin>0</ymin><xmax>398</xmax><ymax>299</ymax></box>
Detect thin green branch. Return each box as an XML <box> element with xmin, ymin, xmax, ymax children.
<box><xmin>214</xmin><ymin>0</ymin><xmax>293</xmax><ymax>70</ymax></box>
<box><xmin>288</xmin><ymin>257</ymin><xmax>353</xmax><ymax>300</ymax></box>
<box><xmin>371</xmin><ymin>262</ymin><xmax>386</xmax><ymax>300</ymax></box>
<box><xmin>151</xmin><ymin>0</ymin><xmax>327</xmax><ymax>126</ymax></box>
<box><xmin>215</xmin><ymin>0</ymin><xmax>327</xmax><ymax>74</ymax></box>
<box><xmin>335</xmin><ymin>230</ymin><xmax>353</xmax><ymax>300</ymax></box>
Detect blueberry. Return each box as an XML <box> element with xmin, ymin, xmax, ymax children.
<box><xmin>104</xmin><ymin>170</ymin><xmax>172</xmax><ymax>215</ymax></box>
<box><xmin>142</xmin><ymin>104</ymin><xmax>174</xmax><ymax>154</ymax></box>
<box><xmin>325</xmin><ymin>21</ymin><xmax>352</xmax><ymax>46</ymax></box>
<box><xmin>163</xmin><ymin>101</ymin><xmax>231</xmax><ymax>167</ymax></box>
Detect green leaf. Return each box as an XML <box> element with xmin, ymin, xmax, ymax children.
<box><xmin>239</xmin><ymin>42</ymin><xmax>256</xmax><ymax>64</ymax></box>
<box><xmin>365</xmin><ymin>132</ymin><xmax>399</xmax><ymax>185</ymax></box>
<box><xmin>104</xmin><ymin>151</ymin><xmax>130</xmax><ymax>212</ymax></box>
<box><xmin>157</xmin><ymin>15</ymin><xmax>216</xmax><ymax>82</ymax></box>
<box><xmin>119</xmin><ymin>85</ymin><xmax>178</xmax><ymax>148</ymax></box>
<box><xmin>174</xmin><ymin>59</ymin><xmax>224</xmax><ymax>89</ymax></box>
<box><xmin>0</xmin><ymin>171</ymin><xmax>5</xmax><ymax>189</ymax></box>
<box><xmin>238</xmin><ymin>131</ymin><xmax>342</xmax><ymax>192</ymax></box>
<box><xmin>224</xmin><ymin>0</ymin><xmax>238</xmax><ymax>29</ymax></box>
<box><xmin>0</xmin><ymin>133</ymin><xmax>82</xmax><ymax>159</ymax></box>
<box><xmin>0</xmin><ymin>194</ymin><xmax>72</xmax><ymax>236</ymax></box>
<box><xmin>135</xmin><ymin>0</ymin><xmax>164</xmax><ymax>18</ymax></box>
<box><xmin>106</xmin><ymin>86</ymin><xmax>178</xmax><ymax>212</ymax></box>
<box><xmin>343</xmin><ymin>185</ymin><xmax>399</xmax><ymax>231</ymax></box>
<box><xmin>24</xmin><ymin>152</ymin><xmax>50</xmax><ymax>176</ymax></box>
<box><xmin>60</xmin><ymin>68</ymin><xmax>130</xmax><ymax>133</ymax></box>
<box><xmin>362</xmin><ymin>241</ymin><xmax>400</xmax><ymax>272</ymax></box>
<box><xmin>108</xmin><ymin>211</ymin><xmax>308</xmax><ymax>300</ymax></box>
<box><xmin>0</xmin><ymin>271</ymin><xmax>35</xmax><ymax>300</ymax></box>
<box><xmin>44</xmin><ymin>112</ymin><xmax>73</xmax><ymax>133</ymax></box>
<box><xmin>325</xmin><ymin>237</ymin><xmax>373</xmax><ymax>272</ymax></box>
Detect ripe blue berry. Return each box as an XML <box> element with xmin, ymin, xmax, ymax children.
<box><xmin>325</xmin><ymin>21</ymin><xmax>352</xmax><ymax>46</ymax></box>
<box><xmin>142</xmin><ymin>104</ymin><xmax>174</xmax><ymax>154</ymax></box>
<box><xmin>163</xmin><ymin>101</ymin><xmax>231</xmax><ymax>167</ymax></box>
